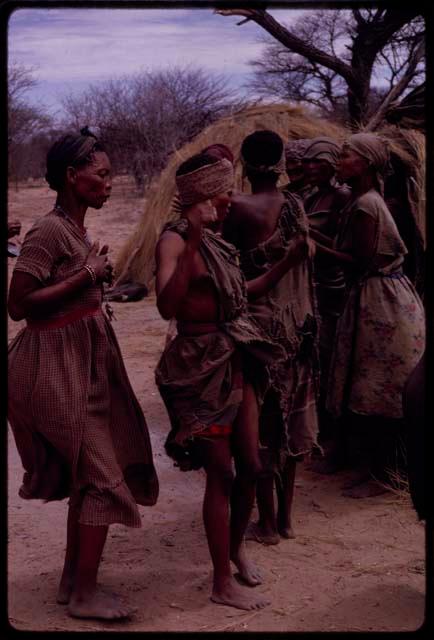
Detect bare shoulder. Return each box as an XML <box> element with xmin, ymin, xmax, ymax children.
<box><xmin>155</xmin><ymin>230</ymin><xmax>185</xmax><ymax>261</ymax></box>
<box><xmin>229</xmin><ymin>193</ymin><xmax>258</xmax><ymax>222</ymax></box>
<box><xmin>231</xmin><ymin>193</ymin><xmax>253</xmax><ymax>210</ymax></box>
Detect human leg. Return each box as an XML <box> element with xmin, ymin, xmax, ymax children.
<box><xmin>67</xmin><ymin>523</ymin><xmax>133</xmax><ymax>620</ymax></box>
<box><xmin>57</xmin><ymin>495</ymin><xmax>82</xmax><ymax>604</ymax></box>
<box><xmin>245</xmin><ymin>476</ymin><xmax>280</xmax><ymax>545</ymax></box>
<box><xmin>197</xmin><ymin>435</ymin><xmax>268</xmax><ymax>610</ymax></box>
<box><xmin>66</xmin><ymin>415</ymin><xmax>142</xmax><ymax>619</ymax></box>
<box><xmin>311</xmin><ymin>415</ymin><xmax>348</xmax><ymax>475</ymax></box>
<box><xmin>231</xmin><ymin>382</ymin><xmax>271</xmax><ymax>585</ymax></box>
<box><xmin>244</xmin><ymin>389</ymin><xmax>280</xmax><ymax>546</ymax></box>
<box><xmin>342</xmin><ymin>414</ymin><xmax>390</xmax><ymax>498</ymax></box>
<box><xmin>276</xmin><ymin>456</ymin><xmax>297</xmax><ymax>539</ymax></box>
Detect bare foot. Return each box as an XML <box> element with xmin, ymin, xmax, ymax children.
<box><xmin>68</xmin><ymin>589</ymin><xmax>133</xmax><ymax>620</ymax></box>
<box><xmin>231</xmin><ymin>546</ymin><xmax>263</xmax><ymax>586</ymax></box>
<box><xmin>342</xmin><ymin>479</ymin><xmax>389</xmax><ymax>499</ymax></box>
<box><xmin>58</xmin><ymin>583</ymin><xmax>120</xmax><ymax>606</ymax></box>
<box><xmin>57</xmin><ymin>579</ymin><xmax>73</xmax><ymax>605</ymax></box>
<box><xmin>277</xmin><ymin>510</ymin><xmax>295</xmax><ymax>539</ymax></box>
<box><xmin>245</xmin><ymin>521</ymin><xmax>279</xmax><ymax>546</ymax></box>
<box><xmin>278</xmin><ymin>524</ymin><xmax>295</xmax><ymax>539</ymax></box>
<box><xmin>211</xmin><ymin>578</ymin><xmax>270</xmax><ymax>611</ymax></box>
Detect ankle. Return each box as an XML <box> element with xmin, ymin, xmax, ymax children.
<box><xmin>258</xmin><ymin>520</ymin><xmax>277</xmax><ymax>535</ymax></box>
<box><xmin>213</xmin><ymin>573</ymin><xmax>233</xmax><ymax>592</ymax></box>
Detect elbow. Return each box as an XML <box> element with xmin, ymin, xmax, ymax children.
<box><xmin>8</xmin><ymin>301</ymin><xmax>25</xmax><ymax>322</ymax></box>
<box><xmin>156</xmin><ymin>299</ymin><xmax>175</xmax><ymax>322</ymax></box>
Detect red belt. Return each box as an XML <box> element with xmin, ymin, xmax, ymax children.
<box><xmin>26</xmin><ymin>305</ymin><xmax>101</xmax><ymax>330</ymax></box>
<box><xmin>200</xmin><ymin>424</ymin><xmax>232</xmax><ymax>437</ymax></box>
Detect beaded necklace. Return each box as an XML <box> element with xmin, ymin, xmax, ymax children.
<box><xmin>54</xmin><ymin>204</ymin><xmax>92</xmax><ymax>247</ymax></box>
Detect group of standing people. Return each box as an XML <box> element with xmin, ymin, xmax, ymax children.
<box><xmin>8</xmin><ymin>124</ymin><xmax>425</xmax><ymax>620</ymax></box>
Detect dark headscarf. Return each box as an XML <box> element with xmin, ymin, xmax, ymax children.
<box><xmin>202</xmin><ymin>143</ymin><xmax>234</xmax><ymax>165</ymax></box>
<box><xmin>285</xmin><ymin>139</ymin><xmax>310</xmax><ymax>163</ymax></box>
<box><xmin>45</xmin><ymin>127</ymin><xmax>104</xmax><ymax>192</ymax></box>
<box><xmin>303</xmin><ymin>137</ymin><xmax>341</xmax><ymax>169</ymax></box>
<box><xmin>344</xmin><ymin>132</ymin><xmax>390</xmax><ymax>195</ymax></box>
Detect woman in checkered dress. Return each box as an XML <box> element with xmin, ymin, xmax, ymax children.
<box><xmin>8</xmin><ymin>129</ymin><xmax>158</xmax><ymax>621</ymax></box>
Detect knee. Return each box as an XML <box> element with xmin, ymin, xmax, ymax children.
<box><xmin>236</xmin><ymin>458</ymin><xmax>264</xmax><ymax>481</ymax></box>
<box><xmin>221</xmin><ymin>468</ymin><xmax>235</xmax><ymax>495</ymax></box>
<box><xmin>207</xmin><ymin>465</ymin><xmax>235</xmax><ymax>496</ymax></box>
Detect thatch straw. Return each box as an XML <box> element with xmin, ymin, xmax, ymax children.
<box><xmin>115</xmin><ymin>103</ymin><xmax>346</xmax><ymax>288</ymax></box>
<box><xmin>115</xmin><ymin>103</ymin><xmax>425</xmax><ymax>290</ymax></box>
<box><xmin>377</xmin><ymin>124</ymin><xmax>426</xmax><ymax>244</ymax></box>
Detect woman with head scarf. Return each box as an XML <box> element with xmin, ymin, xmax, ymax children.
<box><xmin>155</xmin><ymin>151</ymin><xmax>310</xmax><ymax>610</ymax></box>
<box><xmin>300</xmin><ymin>137</ymin><xmax>351</xmax><ymax>468</ymax></box>
<box><xmin>169</xmin><ymin>142</ymin><xmax>235</xmax><ymax>218</ymax></box>
<box><xmin>314</xmin><ymin>132</ymin><xmax>425</xmax><ymax>498</ymax></box>
<box><xmin>8</xmin><ymin>128</ymin><xmax>159</xmax><ymax>620</ymax></box>
<box><xmin>281</xmin><ymin>138</ymin><xmax>312</xmax><ymax>200</ymax></box>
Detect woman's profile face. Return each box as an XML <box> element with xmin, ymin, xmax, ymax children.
<box><xmin>337</xmin><ymin>146</ymin><xmax>369</xmax><ymax>182</ymax></box>
<box><xmin>72</xmin><ymin>151</ymin><xmax>112</xmax><ymax>209</ymax></box>
<box><xmin>211</xmin><ymin>190</ymin><xmax>232</xmax><ymax>222</ymax></box>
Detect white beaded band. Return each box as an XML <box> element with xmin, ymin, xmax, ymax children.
<box><xmin>83</xmin><ymin>264</ymin><xmax>97</xmax><ymax>285</ymax></box>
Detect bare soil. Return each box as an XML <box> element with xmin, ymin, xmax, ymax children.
<box><xmin>7</xmin><ymin>182</ymin><xmax>426</xmax><ymax>632</ymax></box>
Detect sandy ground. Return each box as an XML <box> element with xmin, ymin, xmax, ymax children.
<box><xmin>7</xmin><ymin>181</ymin><xmax>426</xmax><ymax>632</ymax></box>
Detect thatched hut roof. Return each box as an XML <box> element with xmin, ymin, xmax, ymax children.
<box><xmin>377</xmin><ymin>124</ymin><xmax>425</xmax><ymax>238</ymax></box>
<box><xmin>385</xmin><ymin>83</ymin><xmax>425</xmax><ymax>132</ymax></box>
<box><xmin>115</xmin><ymin>103</ymin><xmax>425</xmax><ymax>290</ymax></box>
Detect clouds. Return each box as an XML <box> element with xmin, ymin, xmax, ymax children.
<box><xmin>8</xmin><ymin>7</ymin><xmax>302</xmax><ymax>115</ymax></box>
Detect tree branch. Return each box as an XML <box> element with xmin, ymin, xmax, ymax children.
<box><xmin>365</xmin><ymin>38</ymin><xmax>425</xmax><ymax>131</ymax></box>
<box><xmin>215</xmin><ymin>8</ymin><xmax>355</xmax><ymax>84</ymax></box>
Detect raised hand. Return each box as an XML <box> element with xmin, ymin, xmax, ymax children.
<box><xmin>8</xmin><ymin>220</ymin><xmax>22</xmax><ymax>239</ymax></box>
<box><xmin>185</xmin><ymin>200</ymin><xmax>218</xmax><ymax>247</ymax></box>
<box><xmin>85</xmin><ymin>242</ymin><xmax>114</xmax><ymax>284</ymax></box>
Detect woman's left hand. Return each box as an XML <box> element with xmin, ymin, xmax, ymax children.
<box><xmin>99</xmin><ymin>245</ymin><xmax>115</xmax><ymax>285</ymax></box>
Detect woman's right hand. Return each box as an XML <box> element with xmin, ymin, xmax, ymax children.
<box><xmin>8</xmin><ymin>220</ymin><xmax>22</xmax><ymax>239</ymax></box>
<box><xmin>284</xmin><ymin>234</ymin><xmax>310</xmax><ymax>265</ymax></box>
<box><xmin>85</xmin><ymin>242</ymin><xmax>113</xmax><ymax>283</ymax></box>
<box><xmin>185</xmin><ymin>200</ymin><xmax>218</xmax><ymax>247</ymax></box>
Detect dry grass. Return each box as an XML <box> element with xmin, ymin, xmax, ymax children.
<box><xmin>115</xmin><ymin>103</ymin><xmax>426</xmax><ymax>290</ymax></box>
<box><xmin>376</xmin><ymin>467</ymin><xmax>412</xmax><ymax>507</ymax></box>
<box><xmin>377</xmin><ymin>124</ymin><xmax>426</xmax><ymax>244</ymax></box>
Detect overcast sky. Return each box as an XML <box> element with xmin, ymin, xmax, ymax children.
<box><xmin>8</xmin><ymin>7</ymin><xmax>307</xmax><ymax>119</ymax></box>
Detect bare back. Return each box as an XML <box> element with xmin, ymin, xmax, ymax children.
<box><xmin>225</xmin><ymin>191</ymin><xmax>285</xmax><ymax>251</ymax></box>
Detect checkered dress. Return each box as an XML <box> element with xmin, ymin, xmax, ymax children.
<box><xmin>8</xmin><ymin>211</ymin><xmax>158</xmax><ymax>526</ymax></box>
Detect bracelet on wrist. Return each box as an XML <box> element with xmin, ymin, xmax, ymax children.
<box><xmin>83</xmin><ymin>264</ymin><xmax>97</xmax><ymax>285</ymax></box>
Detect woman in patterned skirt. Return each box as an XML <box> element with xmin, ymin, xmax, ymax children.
<box><xmin>8</xmin><ymin>129</ymin><xmax>158</xmax><ymax>620</ymax></box>
<box><xmin>313</xmin><ymin>132</ymin><xmax>425</xmax><ymax>498</ymax></box>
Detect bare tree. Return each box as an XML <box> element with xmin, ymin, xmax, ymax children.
<box><xmin>8</xmin><ymin>63</ymin><xmax>51</xmax><ymax>144</ymax></box>
<box><xmin>8</xmin><ymin>63</ymin><xmax>52</xmax><ymax>185</ymax></box>
<box><xmin>62</xmin><ymin>67</ymin><xmax>243</xmax><ymax>192</ymax></box>
<box><xmin>216</xmin><ymin>8</ymin><xmax>425</xmax><ymax>128</ymax></box>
